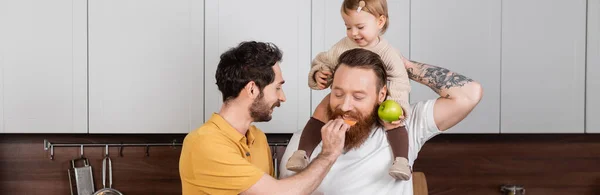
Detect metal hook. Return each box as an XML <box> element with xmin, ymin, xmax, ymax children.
<box><xmin>80</xmin><ymin>145</ymin><xmax>84</xmax><ymax>158</ymax></box>
<box><xmin>105</xmin><ymin>145</ymin><xmax>109</xmax><ymax>157</ymax></box>
<box><xmin>50</xmin><ymin>145</ymin><xmax>54</xmax><ymax>160</ymax></box>
<box><xmin>271</xmin><ymin>146</ymin><xmax>279</xmax><ymax>179</ymax></box>
<box><xmin>119</xmin><ymin>142</ymin><xmax>124</xmax><ymax>157</ymax></box>
<box><xmin>145</xmin><ymin>145</ymin><xmax>150</xmax><ymax>157</ymax></box>
<box><xmin>68</xmin><ymin>169</ymin><xmax>74</xmax><ymax>195</ymax></box>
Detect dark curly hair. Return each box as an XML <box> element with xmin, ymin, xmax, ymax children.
<box><xmin>215</xmin><ymin>41</ymin><xmax>283</xmax><ymax>102</ymax></box>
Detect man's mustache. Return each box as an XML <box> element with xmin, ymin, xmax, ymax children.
<box><xmin>272</xmin><ymin>101</ymin><xmax>281</xmax><ymax>108</ymax></box>
<box><xmin>330</xmin><ymin>108</ymin><xmax>360</xmax><ymax>119</ymax></box>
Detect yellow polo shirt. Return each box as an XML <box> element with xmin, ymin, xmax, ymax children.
<box><xmin>179</xmin><ymin>113</ymin><xmax>273</xmax><ymax>195</ymax></box>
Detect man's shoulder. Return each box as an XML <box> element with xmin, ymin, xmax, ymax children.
<box><xmin>249</xmin><ymin>125</ymin><xmax>269</xmax><ymax>142</ymax></box>
<box><xmin>184</xmin><ymin>123</ymin><xmax>230</xmax><ymax>146</ymax></box>
<box><xmin>406</xmin><ymin>99</ymin><xmax>439</xmax><ymax>131</ymax></box>
<box><xmin>409</xmin><ymin>99</ymin><xmax>437</xmax><ymax>114</ymax></box>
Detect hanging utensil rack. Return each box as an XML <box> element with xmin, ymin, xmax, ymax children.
<box><xmin>43</xmin><ymin>139</ymin><xmax>289</xmax><ymax>160</ymax></box>
<box><xmin>43</xmin><ymin>139</ymin><xmax>182</xmax><ymax>160</ymax></box>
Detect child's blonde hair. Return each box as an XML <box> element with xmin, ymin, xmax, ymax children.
<box><xmin>341</xmin><ymin>0</ymin><xmax>389</xmax><ymax>34</ymax></box>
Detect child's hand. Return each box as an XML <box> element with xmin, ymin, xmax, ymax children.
<box><xmin>380</xmin><ymin>114</ymin><xmax>406</xmax><ymax>131</ymax></box>
<box><xmin>314</xmin><ymin>70</ymin><xmax>332</xmax><ymax>89</ymax></box>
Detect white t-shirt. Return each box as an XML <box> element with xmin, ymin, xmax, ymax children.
<box><xmin>279</xmin><ymin>99</ymin><xmax>441</xmax><ymax>195</ymax></box>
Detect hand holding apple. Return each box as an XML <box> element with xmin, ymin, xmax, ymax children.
<box><xmin>378</xmin><ymin>100</ymin><xmax>405</xmax><ymax>129</ymax></box>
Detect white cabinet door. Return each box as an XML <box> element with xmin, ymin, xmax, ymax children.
<box><xmin>587</xmin><ymin>0</ymin><xmax>600</xmax><ymax>133</ymax></box>
<box><xmin>204</xmin><ymin>0</ymin><xmax>311</xmax><ymax>133</ymax></box>
<box><xmin>88</xmin><ymin>0</ymin><xmax>204</xmax><ymax>133</ymax></box>
<box><xmin>501</xmin><ymin>0</ymin><xmax>586</xmax><ymax>133</ymax></box>
<box><xmin>0</xmin><ymin>0</ymin><xmax>87</xmax><ymax>133</ymax></box>
<box><xmin>310</xmin><ymin>0</ymin><xmax>410</xmax><ymax>113</ymax></box>
<box><xmin>409</xmin><ymin>0</ymin><xmax>501</xmax><ymax>133</ymax></box>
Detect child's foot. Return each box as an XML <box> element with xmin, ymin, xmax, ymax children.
<box><xmin>389</xmin><ymin>157</ymin><xmax>411</xmax><ymax>180</ymax></box>
<box><xmin>286</xmin><ymin>150</ymin><xmax>309</xmax><ymax>172</ymax></box>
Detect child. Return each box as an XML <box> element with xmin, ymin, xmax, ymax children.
<box><xmin>285</xmin><ymin>0</ymin><xmax>413</xmax><ymax>180</ymax></box>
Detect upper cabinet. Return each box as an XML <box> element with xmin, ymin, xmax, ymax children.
<box><xmin>587</xmin><ymin>0</ymin><xmax>600</xmax><ymax>133</ymax></box>
<box><xmin>203</xmin><ymin>0</ymin><xmax>311</xmax><ymax>133</ymax></box>
<box><xmin>409</xmin><ymin>0</ymin><xmax>501</xmax><ymax>134</ymax></box>
<box><xmin>500</xmin><ymin>0</ymin><xmax>587</xmax><ymax>133</ymax></box>
<box><xmin>0</xmin><ymin>0</ymin><xmax>594</xmax><ymax>134</ymax></box>
<box><xmin>310</xmin><ymin>0</ymin><xmax>410</xmax><ymax>114</ymax></box>
<box><xmin>0</xmin><ymin>0</ymin><xmax>87</xmax><ymax>133</ymax></box>
<box><xmin>88</xmin><ymin>0</ymin><xmax>205</xmax><ymax>133</ymax></box>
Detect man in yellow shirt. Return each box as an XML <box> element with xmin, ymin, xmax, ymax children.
<box><xmin>179</xmin><ymin>41</ymin><xmax>350</xmax><ymax>194</ymax></box>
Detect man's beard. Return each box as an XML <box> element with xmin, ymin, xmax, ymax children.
<box><xmin>249</xmin><ymin>92</ymin><xmax>281</xmax><ymax>122</ymax></box>
<box><xmin>327</xmin><ymin>104</ymin><xmax>380</xmax><ymax>152</ymax></box>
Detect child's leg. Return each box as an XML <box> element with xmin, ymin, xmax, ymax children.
<box><xmin>286</xmin><ymin>94</ymin><xmax>330</xmax><ymax>171</ymax></box>
<box><xmin>385</xmin><ymin>126</ymin><xmax>411</xmax><ymax>180</ymax></box>
<box><xmin>297</xmin><ymin>117</ymin><xmax>325</xmax><ymax>158</ymax></box>
<box><xmin>299</xmin><ymin>93</ymin><xmax>330</xmax><ymax>157</ymax></box>
<box><xmin>386</xmin><ymin>126</ymin><xmax>409</xmax><ymax>161</ymax></box>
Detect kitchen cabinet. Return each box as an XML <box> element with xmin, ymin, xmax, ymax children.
<box><xmin>409</xmin><ymin>0</ymin><xmax>501</xmax><ymax>133</ymax></box>
<box><xmin>0</xmin><ymin>0</ymin><xmax>594</xmax><ymax>135</ymax></box>
<box><xmin>500</xmin><ymin>0</ymin><xmax>586</xmax><ymax>133</ymax></box>
<box><xmin>88</xmin><ymin>0</ymin><xmax>205</xmax><ymax>133</ymax></box>
<box><xmin>0</xmin><ymin>0</ymin><xmax>87</xmax><ymax>133</ymax></box>
<box><xmin>587</xmin><ymin>0</ymin><xmax>600</xmax><ymax>133</ymax></box>
<box><xmin>310</xmin><ymin>0</ymin><xmax>410</xmax><ymax>114</ymax></box>
<box><xmin>203</xmin><ymin>0</ymin><xmax>311</xmax><ymax>133</ymax></box>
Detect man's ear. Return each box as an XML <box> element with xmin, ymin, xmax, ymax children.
<box><xmin>244</xmin><ymin>81</ymin><xmax>259</xmax><ymax>99</ymax></box>
<box><xmin>378</xmin><ymin>86</ymin><xmax>388</xmax><ymax>103</ymax></box>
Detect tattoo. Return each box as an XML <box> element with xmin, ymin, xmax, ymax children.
<box><xmin>407</xmin><ymin>60</ymin><xmax>473</xmax><ymax>94</ymax></box>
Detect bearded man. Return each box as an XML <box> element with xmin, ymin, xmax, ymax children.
<box><xmin>280</xmin><ymin>48</ymin><xmax>483</xmax><ymax>195</ymax></box>
<box><xmin>179</xmin><ymin>41</ymin><xmax>351</xmax><ymax>195</ymax></box>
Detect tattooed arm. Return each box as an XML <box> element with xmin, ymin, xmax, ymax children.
<box><xmin>401</xmin><ymin>57</ymin><xmax>483</xmax><ymax>131</ymax></box>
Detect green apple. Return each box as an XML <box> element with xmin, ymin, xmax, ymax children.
<box><xmin>378</xmin><ymin>100</ymin><xmax>403</xmax><ymax>122</ymax></box>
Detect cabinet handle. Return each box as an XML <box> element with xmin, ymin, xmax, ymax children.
<box><xmin>500</xmin><ymin>184</ymin><xmax>525</xmax><ymax>195</ymax></box>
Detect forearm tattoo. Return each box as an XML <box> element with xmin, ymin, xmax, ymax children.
<box><xmin>407</xmin><ymin>60</ymin><xmax>474</xmax><ymax>94</ymax></box>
